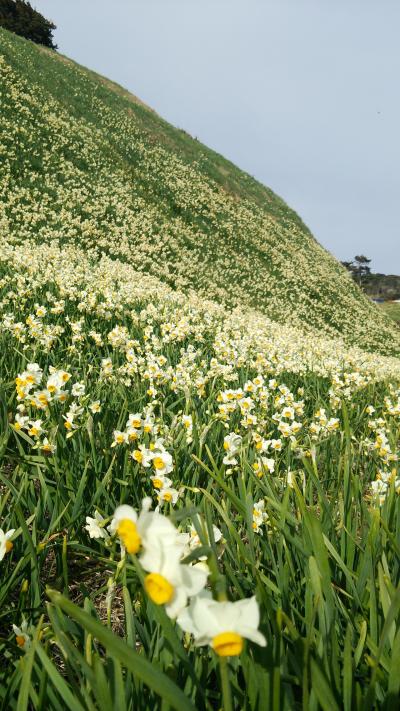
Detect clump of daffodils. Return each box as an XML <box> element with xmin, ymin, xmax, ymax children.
<box><xmin>107</xmin><ymin>502</ymin><xmax>266</xmax><ymax>652</ymax></box>
<box><xmin>109</xmin><ymin>500</ymin><xmax>207</xmax><ymax>618</ymax></box>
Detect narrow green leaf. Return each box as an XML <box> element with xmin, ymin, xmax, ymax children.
<box><xmin>47</xmin><ymin>590</ymin><xmax>196</xmax><ymax>711</ymax></box>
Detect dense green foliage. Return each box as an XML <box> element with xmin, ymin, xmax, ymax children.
<box><xmin>0</xmin><ymin>1</ymin><xmax>56</xmax><ymax>49</ymax></box>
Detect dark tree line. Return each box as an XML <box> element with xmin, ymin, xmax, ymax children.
<box><xmin>0</xmin><ymin>0</ymin><xmax>57</xmax><ymax>48</ymax></box>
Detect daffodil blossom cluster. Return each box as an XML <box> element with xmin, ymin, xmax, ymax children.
<box><xmin>86</xmin><ymin>500</ymin><xmax>266</xmax><ymax>654</ymax></box>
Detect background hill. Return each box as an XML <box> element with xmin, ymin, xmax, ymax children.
<box><xmin>0</xmin><ymin>27</ymin><xmax>399</xmax><ymax>357</ymax></box>
<box><xmin>364</xmin><ymin>273</ymin><xmax>400</xmax><ymax>301</ymax></box>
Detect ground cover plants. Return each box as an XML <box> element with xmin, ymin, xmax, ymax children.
<box><xmin>0</xmin><ymin>26</ymin><xmax>400</xmax><ymax>711</ymax></box>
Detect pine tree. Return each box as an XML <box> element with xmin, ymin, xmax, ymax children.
<box><xmin>0</xmin><ymin>0</ymin><xmax>57</xmax><ymax>49</ymax></box>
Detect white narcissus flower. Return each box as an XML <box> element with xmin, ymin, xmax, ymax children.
<box><xmin>131</xmin><ymin>444</ymin><xmax>154</xmax><ymax>467</ymax></box>
<box><xmin>28</xmin><ymin>419</ymin><xmax>43</xmax><ymax>438</ymax></box>
<box><xmin>151</xmin><ymin>444</ymin><xmax>173</xmax><ymax>476</ymax></box>
<box><xmin>326</xmin><ymin>418</ymin><xmax>340</xmax><ymax>432</ymax></box>
<box><xmin>177</xmin><ymin>595</ymin><xmax>266</xmax><ymax>656</ymax></box>
<box><xmin>111</xmin><ymin>430</ymin><xmax>128</xmax><ymax>447</ymax></box>
<box><xmin>109</xmin><ymin>500</ymin><xmax>179</xmax><ymax>555</ymax></box>
<box><xmin>150</xmin><ymin>474</ymin><xmax>173</xmax><ymax>490</ymax></box>
<box><xmin>12</xmin><ymin>620</ymin><xmax>31</xmax><ymax>650</ymax></box>
<box><xmin>85</xmin><ymin>511</ymin><xmax>109</xmax><ymax>540</ymax></box>
<box><xmin>0</xmin><ymin>528</ymin><xmax>15</xmax><ymax>561</ymax></box>
<box><xmin>140</xmin><ymin>540</ymin><xmax>208</xmax><ymax>618</ymax></box>
<box><xmin>223</xmin><ymin>432</ymin><xmax>242</xmax><ymax>465</ymax></box>
<box><xmin>14</xmin><ymin>413</ymin><xmax>29</xmax><ymax>431</ymax></box>
<box><xmin>126</xmin><ymin>413</ymin><xmax>143</xmax><ymax>430</ymax></box>
<box><xmin>41</xmin><ymin>438</ymin><xmax>56</xmax><ymax>455</ymax></box>
<box><xmin>181</xmin><ymin>414</ymin><xmax>193</xmax><ymax>430</ymax></box>
<box><xmin>72</xmin><ymin>382</ymin><xmax>85</xmax><ymax>397</ymax></box>
<box><xmin>252</xmin><ymin>457</ymin><xmax>273</xmax><ymax>478</ymax></box>
<box><xmin>252</xmin><ymin>500</ymin><xmax>268</xmax><ymax>533</ymax></box>
<box><xmin>157</xmin><ymin>487</ymin><xmax>180</xmax><ymax>506</ymax></box>
<box><xmin>281</xmin><ymin>406</ymin><xmax>295</xmax><ymax>420</ymax></box>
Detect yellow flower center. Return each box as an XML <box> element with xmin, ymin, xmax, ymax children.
<box><xmin>117</xmin><ymin>519</ymin><xmax>141</xmax><ymax>554</ymax></box>
<box><xmin>162</xmin><ymin>492</ymin><xmax>172</xmax><ymax>502</ymax></box>
<box><xmin>153</xmin><ymin>456</ymin><xmax>165</xmax><ymax>470</ymax></box>
<box><xmin>47</xmin><ymin>385</ymin><xmax>56</xmax><ymax>393</ymax></box>
<box><xmin>131</xmin><ymin>419</ymin><xmax>141</xmax><ymax>429</ymax></box>
<box><xmin>5</xmin><ymin>540</ymin><xmax>13</xmax><ymax>553</ymax></box>
<box><xmin>144</xmin><ymin>573</ymin><xmax>174</xmax><ymax>604</ymax></box>
<box><xmin>64</xmin><ymin>421</ymin><xmax>72</xmax><ymax>430</ymax></box>
<box><xmin>212</xmin><ymin>632</ymin><xmax>243</xmax><ymax>657</ymax></box>
<box><xmin>152</xmin><ymin>478</ymin><xmax>163</xmax><ymax>489</ymax></box>
<box><xmin>133</xmin><ymin>450</ymin><xmax>143</xmax><ymax>463</ymax></box>
<box><xmin>16</xmin><ymin>635</ymin><xmax>26</xmax><ymax>648</ymax></box>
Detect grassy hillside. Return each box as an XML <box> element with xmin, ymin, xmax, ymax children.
<box><xmin>0</xmin><ymin>27</ymin><xmax>399</xmax><ymax>356</ymax></box>
<box><xmin>380</xmin><ymin>301</ymin><xmax>400</xmax><ymax>325</ymax></box>
<box><xmin>1</xmin><ymin>29</ymin><xmax>400</xmax><ymax>711</ymax></box>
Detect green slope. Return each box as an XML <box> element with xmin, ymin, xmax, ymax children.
<box><xmin>0</xmin><ymin>27</ymin><xmax>399</xmax><ymax>357</ymax></box>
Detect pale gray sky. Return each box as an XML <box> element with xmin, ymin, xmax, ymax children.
<box><xmin>33</xmin><ymin>0</ymin><xmax>399</xmax><ymax>273</ymax></box>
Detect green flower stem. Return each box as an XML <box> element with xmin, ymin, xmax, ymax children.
<box><xmin>219</xmin><ymin>656</ymin><xmax>233</xmax><ymax>711</ymax></box>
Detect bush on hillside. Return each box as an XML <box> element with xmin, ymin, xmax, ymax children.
<box><xmin>0</xmin><ymin>0</ymin><xmax>56</xmax><ymax>48</ymax></box>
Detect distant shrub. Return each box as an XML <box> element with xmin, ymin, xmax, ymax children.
<box><xmin>0</xmin><ymin>0</ymin><xmax>57</xmax><ymax>48</ymax></box>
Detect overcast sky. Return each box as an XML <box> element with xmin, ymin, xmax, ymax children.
<box><xmin>33</xmin><ymin>0</ymin><xmax>399</xmax><ymax>273</ymax></box>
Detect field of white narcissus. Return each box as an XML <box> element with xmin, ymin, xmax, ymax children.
<box><xmin>0</xmin><ymin>234</ymin><xmax>399</xmax><ymax>710</ymax></box>
<box><xmin>0</xmin><ymin>26</ymin><xmax>400</xmax><ymax>711</ymax></box>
